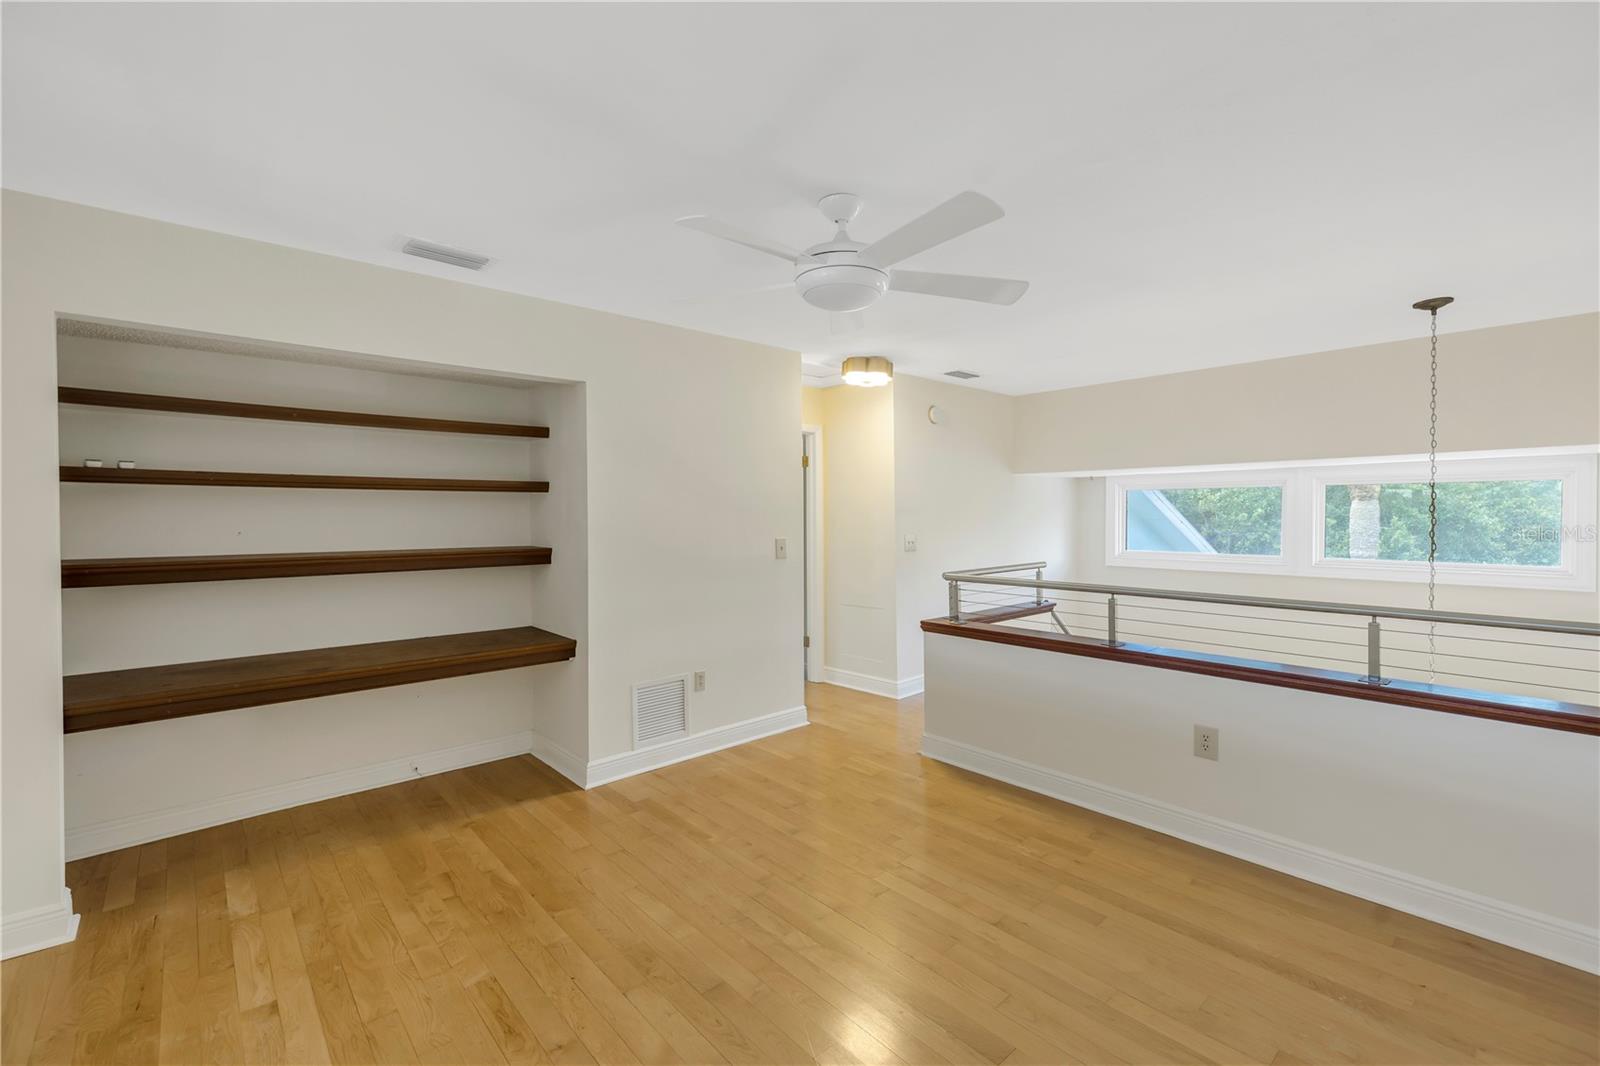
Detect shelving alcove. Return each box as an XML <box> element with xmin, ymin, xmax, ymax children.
<box><xmin>59</xmin><ymin>384</ymin><xmax>577</xmax><ymax>732</ymax></box>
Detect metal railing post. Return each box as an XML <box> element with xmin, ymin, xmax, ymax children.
<box><xmin>1035</xmin><ymin>568</ymin><xmax>1044</xmax><ymax>605</ymax></box>
<box><xmin>948</xmin><ymin>580</ymin><xmax>961</xmax><ymax>622</ymax></box>
<box><xmin>1366</xmin><ymin>616</ymin><xmax>1382</xmax><ymax>684</ymax></box>
<box><xmin>1106</xmin><ymin>594</ymin><xmax>1120</xmax><ymax>646</ymax></box>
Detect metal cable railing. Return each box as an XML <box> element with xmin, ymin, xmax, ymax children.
<box><xmin>942</xmin><ymin>563</ymin><xmax>1600</xmax><ymax>707</ymax></box>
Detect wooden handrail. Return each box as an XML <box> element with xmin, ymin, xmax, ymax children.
<box><xmin>922</xmin><ymin>617</ymin><xmax>1600</xmax><ymax>736</ymax></box>
<box><xmin>959</xmin><ymin>601</ymin><xmax>1057</xmax><ymax>624</ymax></box>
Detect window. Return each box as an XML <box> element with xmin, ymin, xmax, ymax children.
<box><xmin>1107</xmin><ymin>451</ymin><xmax>1596</xmax><ymax>590</ymax></box>
<box><xmin>1110</xmin><ymin>473</ymin><xmax>1291</xmax><ymax>574</ymax></box>
<box><xmin>1126</xmin><ymin>486</ymin><xmax>1283</xmax><ymax>556</ymax></box>
<box><xmin>1321</xmin><ymin>479</ymin><xmax>1562</xmax><ymax>566</ymax></box>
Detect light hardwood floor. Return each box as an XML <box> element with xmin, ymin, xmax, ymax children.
<box><xmin>4</xmin><ymin>682</ymin><xmax>1597</xmax><ymax>1065</ymax></box>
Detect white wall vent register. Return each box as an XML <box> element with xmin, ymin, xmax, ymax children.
<box><xmin>632</xmin><ymin>676</ymin><xmax>688</xmax><ymax>746</ymax></box>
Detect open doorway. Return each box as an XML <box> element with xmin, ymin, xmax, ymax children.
<box><xmin>801</xmin><ymin>425</ymin><xmax>823</xmax><ymax>682</ymax></box>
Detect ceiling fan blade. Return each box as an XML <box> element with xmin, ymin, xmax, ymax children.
<box><xmin>829</xmin><ymin>311</ymin><xmax>865</xmax><ymax>335</ymax></box>
<box><xmin>889</xmin><ymin>269</ymin><xmax>1029</xmax><ymax>306</ymax></box>
<box><xmin>859</xmin><ymin>191</ymin><xmax>1004</xmax><ymax>268</ymax></box>
<box><xmin>672</xmin><ymin>280</ymin><xmax>792</xmax><ymax>304</ymax></box>
<box><xmin>675</xmin><ymin>215</ymin><xmax>803</xmax><ymax>262</ymax></box>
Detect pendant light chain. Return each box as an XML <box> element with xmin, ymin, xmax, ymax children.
<box><xmin>1427</xmin><ymin>308</ymin><xmax>1439</xmax><ymax>684</ymax></box>
<box><xmin>1412</xmin><ymin>294</ymin><xmax>1451</xmax><ymax>686</ymax></box>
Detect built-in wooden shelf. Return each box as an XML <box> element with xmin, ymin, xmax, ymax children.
<box><xmin>61</xmin><ymin>466</ymin><xmax>548</xmax><ymax>493</ymax></box>
<box><xmin>59</xmin><ymin>387</ymin><xmax>550</xmax><ymax>439</ymax></box>
<box><xmin>62</xmin><ymin>546</ymin><xmax>552</xmax><ymax>587</ymax></box>
<box><xmin>64</xmin><ymin>625</ymin><xmax>577</xmax><ymax>732</ymax></box>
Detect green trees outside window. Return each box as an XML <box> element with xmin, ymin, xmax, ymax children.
<box><xmin>1323</xmin><ymin>480</ymin><xmax>1563</xmax><ymax>566</ymax></box>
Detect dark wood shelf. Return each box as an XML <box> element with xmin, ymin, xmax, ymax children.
<box><xmin>61</xmin><ymin>466</ymin><xmax>548</xmax><ymax>493</ymax></box>
<box><xmin>64</xmin><ymin>625</ymin><xmax>577</xmax><ymax>732</ymax></box>
<box><xmin>59</xmin><ymin>387</ymin><xmax>550</xmax><ymax>438</ymax></box>
<box><xmin>62</xmin><ymin>546</ymin><xmax>552</xmax><ymax>587</ymax></box>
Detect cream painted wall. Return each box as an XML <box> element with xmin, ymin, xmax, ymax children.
<box><xmin>1014</xmin><ymin>313</ymin><xmax>1600</xmax><ymax>474</ymax></box>
<box><xmin>2</xmin><ymin>191</ymin><xmax>803</xmax><ymax>931</ymax></box>
<box><xmin>893</xmin><ymin>376</ymin><xmax>1070</xmax><ymax>685</ymax></box>
<box><xmin>800</xmin><ymin>387</ymin><xmax>826</xmax><ymax>428</ymax></box>
<box><xmin>806</xmin><ymin>383</ymin><xmax>899</xmax><ymax>686</ymax></box>
<box><xmin>923</xmin><ymin>632</ymin><xmax>1600</xmax><ymax>970</ymax></box>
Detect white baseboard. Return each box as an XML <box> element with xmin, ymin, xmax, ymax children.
<box><xmin>921</xmin><ymin>732</ymin><xmax>1600</xmax><ymax>975</ymax></box>
<box><xmin>528</xmin><ymin>732</ymin><xmax>588</xmax><ymax>788</ymax></box>
<box><xmin>2</xmin><ymin>888</ymin><xmax>79</xmax><ymax>960</ymax></box>
<box><xmin>823</xmin><ymin>667</ymin><xmax>924</xmax><ymax>700</ymax></box>
<box><xmin>584</xmin><ymin>705</ymin><xmax>808</xmax><ymax>788</ymax></box>
<box><xmin>65</xmin><ymin>731</ymin><xmax>535</xmax><ymax>861</ymax></box>
<box><xmin>64</xmin><ymin>704</ymin><xmax>810</xmax><ymax>861</ymax></box>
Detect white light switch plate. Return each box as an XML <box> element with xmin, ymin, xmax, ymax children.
<box><xmin>774</xmin><ymin>538</ymin><xmax>787</xmax><ymax>560</ymax></box>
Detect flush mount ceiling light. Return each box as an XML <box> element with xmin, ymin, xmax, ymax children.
<box><xmin>841</xmin><ymin>355</ymin><xmax>893</xmax><ymax>388</ymax></box>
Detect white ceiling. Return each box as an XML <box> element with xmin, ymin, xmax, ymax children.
<box><xmin>4</xmin><ymin>3</ymin><xmax>1595</xmax><ymax>395</ymax></box>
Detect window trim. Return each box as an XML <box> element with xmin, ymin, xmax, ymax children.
<box><xmin>1106</xmin><ymin>452</ymin><xmax>1597</xmax><ymax>591</ymax></box>
<box><xmin>1106</xmin><ymin>469</ymin><xmax>1298</xmax><ymax>576</ymax></box>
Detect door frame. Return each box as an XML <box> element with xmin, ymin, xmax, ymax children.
<box><xmin>802</xmin><ymin>425</ymin><xmax>824</xmax><ymax>683</ymax></box>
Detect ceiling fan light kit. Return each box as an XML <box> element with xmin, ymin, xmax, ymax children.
<box><xmin>676</xmin><ymin>189</ymin><xmax>1030</xmax><ymax>320</ymax></box>
<box><xmin>841</xmin><ymin>355</ymin><xmax>894</xmax><ymax>388</ymax></box>
<box><xmin>797</xmin><ymin>259</ymin><xmax>889</xmax><ymax>312</ymax></box>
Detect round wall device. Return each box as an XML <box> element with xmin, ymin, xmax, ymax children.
<box><xmin>927</xmin><ymin>405</ymin><xmax>943</xmax><ymax>425</ymax></box>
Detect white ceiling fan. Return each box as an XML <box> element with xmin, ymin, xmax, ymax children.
<box><xmin>676</xmin><ymin>191</ymin><xmax>1029</xmax><ymax>323</ymax></box>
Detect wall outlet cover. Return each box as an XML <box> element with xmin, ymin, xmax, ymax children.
<box><xmin>1194</xmin><ymin>725</ymin><xmax>1219</xmax><ymax>760</ymax></box>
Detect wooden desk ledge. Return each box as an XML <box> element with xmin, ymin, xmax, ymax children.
<box><xmin>64</xmin><ymin>625</ymin><xmax>577</xmax><ymax>732</ymax></box>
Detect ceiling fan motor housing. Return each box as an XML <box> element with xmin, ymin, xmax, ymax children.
<box><xmin>795</xmin><ymin>237</ymin><xmax>888</xmax><ymax>312</ymax></box>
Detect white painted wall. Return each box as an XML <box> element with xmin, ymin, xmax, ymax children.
<box><xmin>56</xmin><ymin>335</ymin><xmax>588</xmax><ymax>855</ymax></box>
<box><xmin>923</xmin><ymin>631</ymin><xmax>1600</xmax><ymax>971</ymax></box>
<box><xmin>2</xmin><ymin>191</ymin><xmax>803</xmax><ymax>945</ymax></box>
<box><xmin>893</xmin><ymin>375</ymin><xmax>1070</xmax><ymax>687</ymax></box>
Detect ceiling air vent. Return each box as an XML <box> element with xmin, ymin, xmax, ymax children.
<box><xmin>401</xmin><ymin>238</ymin><xmax>490</xmax><ymax>271</ymax></box>
<box><xmin>632</xmin><ymin>676</ymin><xmax>688</xmax><ymax>747</ymax></box>
<box><xmin>944</xmin><ymin>369</ymin><xmax>980</xmax><ymax>380</ymax></box>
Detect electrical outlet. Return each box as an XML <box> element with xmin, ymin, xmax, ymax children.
<box><xmin>904</xmin><ymin>535</ymin><xmax>918</xmax><ymax>553</ymax></box>
<box><xmin>1194</xmin><ymin>725</ymin><xmax>1219</xmax><ymax>761</ymax></box>
<box><xmin>693</xmin><ymin>671</ymin><xmax>706</xmax><ymax>692</ymax></box>
<box><xmin>774</xmin><ymin>538</ymin><xmax>787</xmax><ymax>560</ymax></box>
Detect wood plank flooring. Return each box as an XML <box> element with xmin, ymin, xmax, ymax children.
<box><xmin>4</xmin><ymin>682</ymin><xmax>1597</xmax><ymax>1064</ymax></box>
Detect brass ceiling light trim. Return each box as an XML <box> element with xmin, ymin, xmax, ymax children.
<box><xmin>841</xmin><ymin>355</ymin><xmax>893</xmax><ymax>388</ymax></box>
